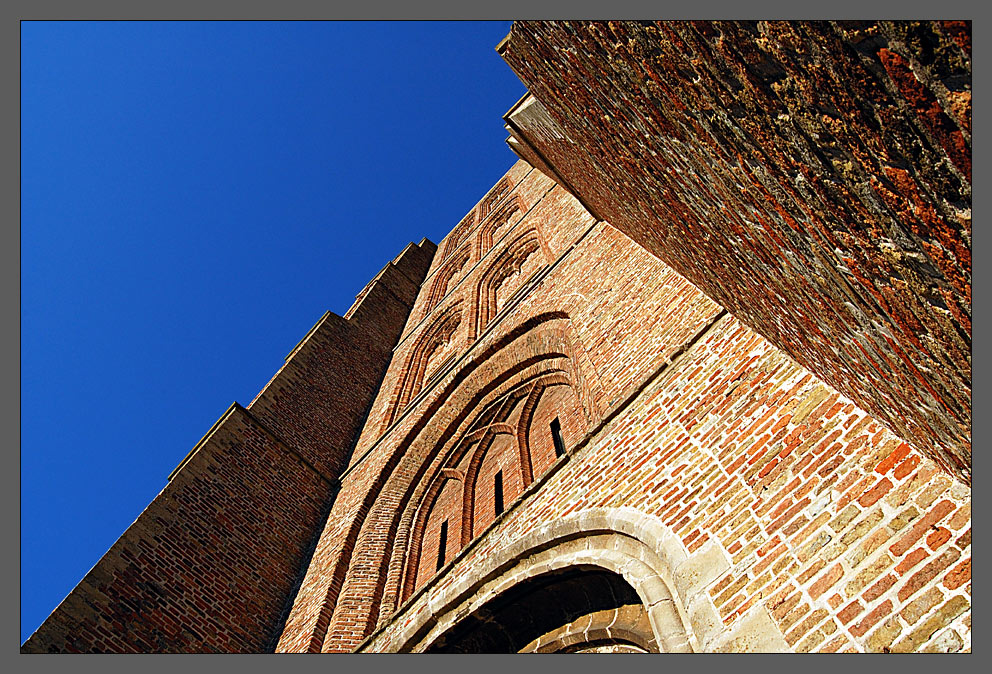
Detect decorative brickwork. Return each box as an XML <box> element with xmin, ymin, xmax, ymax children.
<box><xmin>471</xmin><ymin>227</ymin><xmax>551</xmax><ymax>339</ymax></box>
<box><xmin>500</xmin><ymin>20</ymin><xmax>971</xmax><ymax>482</ymax></box>
<box><xmin>478</xmin><ymin>194</ymin><xmax>526</xmax><ymax>257</ymax></box>
<box><xmin>385</xmin><ymin>300</ymin><xmax>464</xmax><ymax>429</ymax></box>
<box><xmin>421</xmin><ymin>246</ymin><xmax>470</xmax><ymax>320</ymax></box>
<box><xmin>440</xmin><ymin>211</ymin><xmax>476</xmax><ymax>262</ymax></box>
<box><xmin>24</xmin><ymin>21</ymin><xmax>969</xmax><ymax>654</ymax></box>
<box><xmin>402</xmin><ymin>370</ymin><xmax>585</xmax><ymax>599</ymax></box>
<box><xmin>478</xmin><ymin>177</ymin><xmax>513</xmax><ymax>220</ymax></box>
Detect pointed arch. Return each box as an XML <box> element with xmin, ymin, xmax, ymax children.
<box><xmin>410</xmin><ymin>474</ymin><xmax>464</xmax><ymax>590</ymax></box>
<box><xmin>380</xmin><ymin>316</ymin><xmax>598</xmax><ymax>615</ymax></box>
<box><xmin>421</xmin><ymin>245</ymin><xmax>470</xmax><ymax>318</ymax></box>
<box><xmin>397</xmin><ymin>367</ymin><xmax>579</xmax><ymax>604</ymax></box>
<box><xmin>477</xmin><ymin>176</ymin><xmax>512</xmax><ymax>221</ymax></box>
<box><xmin>514</xmin><ymin>374</ymin><xmax>572</xmax><ymax>487</ymax></box>
<box><xmin>402</xmin><ymin>430</ymin><xmax>476</xmax><ymax>599</ymax></box>
<box><xmin>477</xmin><ymin>194</ymin><xmax>526</xmax><ymax>257</ymax></box>
<box><xmin>460</xmin><ymin>428</ymin><xmax>519</xmax><ymax>544</ymax></box>
<box><xmin>439</xmin><ymin>211</ymin><xmax>475</xmax><ymax>261</ymax></box>
<box><xmin>471</xmin><ymin>228</ymin><xmax>552</xmax><ymax>340</ymax></box>
<box><xmin>385</xmin><ymin>301</ymin><xmax>463</xmax><ymax>429</ymax></box>
<box><xmin>317</xmin><ymin>314</ymin><xmax>607</xmax><ymax>650</ymax></box>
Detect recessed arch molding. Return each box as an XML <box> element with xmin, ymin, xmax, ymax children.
<box><xmin>357</xmin><ymin>507</ymin><xmax>791</xmax><ymax>653</ymax></box>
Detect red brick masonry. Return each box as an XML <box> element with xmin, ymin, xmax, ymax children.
<box><xmin>23</xmin><ymin>21</ymin><xmax>969</xmax><ymax>654</ymax></box>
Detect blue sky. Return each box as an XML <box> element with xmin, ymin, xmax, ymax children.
<box><xmin>21</xmin><ymin>20</ymin><xmax>525</xmax><ymax>643</ymax></box>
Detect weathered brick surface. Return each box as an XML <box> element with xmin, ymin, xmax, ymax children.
<box><xmin>276</xmin><ymin>161</ymin><xmax>969</xmax><ymax>654</ymax></box>
<box><xmin>26</xmin><ymin>21</ymin><xmax>972</xmax><ymax>654</ymax></box>
<box><xmin>499</xmin><ymin>21</ymin><xmax>971</xmax><ymax>482</ymax></box>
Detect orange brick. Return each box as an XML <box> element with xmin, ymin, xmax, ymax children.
<box><xmin>893</xmin><ymin>454</ymin><xmax>920</xmax><ymax>480</ymax></box>
<box><xmin>864</xmin><ymin>574</ymin><xmax>897</xmax><ymax>602</ymax></box>
<box><xmin>874</xmin><ymin>442</ymin><xmax>911</xmax><ymax>475</ymax></box>
<box><xmin>926</xmin><ymin>527</ymin><xmax>951</xmax><ymax>550</ymax></box>
<box><xmin>850</xmin><ymin>600</ymin><xmax>893</xmax><ymax>637</ymax></box>
<box><xmin>895</xmin><ymin>548</ymin><xmax>928</xmax><ymax>574</ymax></box>
<box><xmin>808</xmin><ymin>563</ymin><xmax>844</xmax><ymax>599</ymax></box>
<box><xmin>838</xmin><ymin>600</ymin><xmax>863</xmax><ymax>625</ymax></box>
<box><xmin>858</xmin><ymin>478</ymin><xmax>893</xmax><ymax>507</ymax></box>
<box><xmin>889</xmin><ymin>500</ymin><xmax>956</xmax><ymax>556</ymax></box>
<box><xmin>943</xmin><ymin>558</ymin><xmax>970</xmax><ymax>590</ymax></box>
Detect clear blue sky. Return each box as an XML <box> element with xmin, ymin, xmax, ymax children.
<box><xmin>21</xmin><ymin>20</ymin><xmax>525</xmax><ymax>643</ymax></box>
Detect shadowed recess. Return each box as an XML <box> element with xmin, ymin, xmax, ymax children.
<box><xmin>425</xmin><ymin>567</ymin><xmax>642</xmax><ymax>653</ymax></box>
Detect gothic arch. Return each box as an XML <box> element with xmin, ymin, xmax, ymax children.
<box><xmin>412</xmin><ymin>474</ymin><xmax>464</xmax><ymax>590</ymax></box>
<box><xmin>478</xmin><ymin>176</ymin><xmax>512</xmax><ymax>221</ymax></box>
<box><xmin>471</xmin><ymin>228</ymin><xmax>552</xmax><ymax>340</ymax></box>
<box><xmin>421</xmin><ymin>245</ymin><xmax>470</xmax><ymax>318</ymax></box>
<box><xmin>316</xmin><ymin>314</ymin><xmax>607</xmax><ymax>652</ymax></box>
<box><xmin>460</xmin><ymin>427</ymin><xmax>517</xmax><ymax>543</ymax></box>
<box><xmin>362</xmin><ymin>508</ymin><xmax>697</xmax><ymax>653</ymax></box>
<box><xmin>477</xmin><ymin>194</ymin><xmax>525</xmax><ymax>257</ymax></box>
<box><xmin>439</xmin><ymin>211</ymin><xmax>475</xmax><ymax>261</ymax></box>
<box><xmin>514</xmin><ymin>374</ymin><xmax>577</xmax><ymax>486</ymax></box>
<box><xmin>385</xmin><ymin>301</ymin><xmax>463</xmax><ymax>428</ymax></box>
<box><xmin>462</xmin><ymin>420</ymin><xmax>523</xmax><ymax>546</ymax></box>
<box><xmin>398</xmin><ymin>367</ymin><xmax>584</xmax><ymax>602</ymax></box>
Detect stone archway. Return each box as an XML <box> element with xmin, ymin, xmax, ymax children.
<box><xmin>425</xmin><ymin>567</ymin><xmax>655</xmax><ymax>653</ymax></box>
<box><xmin>408</xmin><ymin>530</ymin><xmax>693</xmax><ymax>653</ymax></box>
<box><xmin>358</xmin><ymin>507</ymin><xmax>791</xmax><ymax>653</ymax></box>
<box><xmin>361</xmin><ymin>508</ymin><xmax>695</xmax><ymax>653</ymax></box>
<box><xmin>519</xmin><ymin>604</ymin><xmax>656</xmax><ymax>653</ymax></box>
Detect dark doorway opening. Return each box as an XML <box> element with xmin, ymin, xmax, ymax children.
<box><xmin>424</xmin><ymin>567</ymin><xmax>651</xmax><ymax>653</ymax></box>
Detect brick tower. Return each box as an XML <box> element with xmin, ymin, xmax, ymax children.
<box><xmin>24</xmin><ymin>20</ymin><xmax>970</xmax><ymax>653</ymax></box>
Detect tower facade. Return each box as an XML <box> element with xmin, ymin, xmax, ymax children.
<box><xmin>24</xmin><ymin>20</ymin><xmax>970</xmax><ymax>654</ymax></box>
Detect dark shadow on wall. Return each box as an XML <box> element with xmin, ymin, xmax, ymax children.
<box><xmin>424</xmin><ymin>567</ymin><xmax>650</xmax><ymax>653</ymax></box>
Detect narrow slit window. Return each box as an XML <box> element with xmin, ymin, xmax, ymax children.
<box><xmin>551</xmin><ymin>417</ymin><xmax>566</xmax><ymax>458</ymax></box>
<box><xmin>437</xmin><ymin>520</ymin><xmax>448</xmax><ymax>571</ymax></box>
<box><xmin>494</xmin><ymin>470</ymin><xmax>504</xmax><ymax>516</ymax></box>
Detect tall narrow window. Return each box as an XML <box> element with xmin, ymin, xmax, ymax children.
<box><xmin>551</xmin><ymin>417</ymin><xmax>566</xmax><ymax>458</ymax></box>
<box><xmin>494</xmin><ymin>470</ymin><xmax>504</xmax><ymax>516</ymax></box>
<box><xmin>437</xmin><ymin>520</ymin><xmax>448</xmax><ymax>571</ymax></box>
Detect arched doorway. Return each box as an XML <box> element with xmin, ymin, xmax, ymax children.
<box><xmin>373</xmin><ymin>509</ymin><xmax>697</xmax><ymax>653</ymax></box>
<box><xmin>360</xmin><ymin>508</ymin><xmax>790</xmax><ymax>653</ymax></box>
<box><xmin>425</xmin><ymin>567</ymin><xmax>656</xmax><ymax>653</ymax></box>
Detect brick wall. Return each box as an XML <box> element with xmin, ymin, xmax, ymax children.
<box><xmin>499</xmin><ymin>20</ymin><xmax>971</xmax><ymax>483</ymax></box>
<box><xmin>21</xmin><ymin>406</ymin><xmax>335</xmax><ymax>653</ymax></box>
<box><xmin>26</xmin><ymin>19</ymin><xmax>971</xmax><ymax>651</ymax></box>
<box><xmin>275</xmin><ymin>163</ymin><xmax>614</xmax><ymax>651</ymax></box>
<box><xmin>275</xmin><ymin>158</ymin><xmax>968</xmax><ymax>653</ymax></box>
<box><xmin>22</xmin><ymin>241</ymin><xmax>433</xmax><ymax>653</ymax></box>
<box><xmin>361</xmin><ymin>290</ymin><xmax>970</xmax><ymax>653</ymax></box>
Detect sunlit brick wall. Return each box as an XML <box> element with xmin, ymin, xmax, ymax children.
<box><xmin>500</xmin><ymin>20</ymin><xmax>971</xmax><ymax>482</ymax></box>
